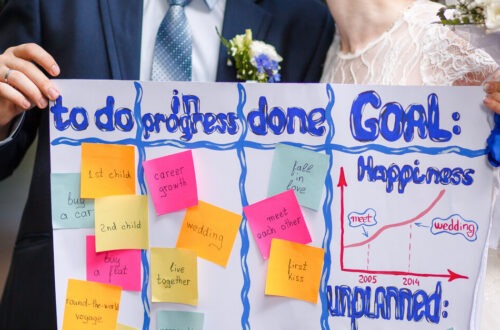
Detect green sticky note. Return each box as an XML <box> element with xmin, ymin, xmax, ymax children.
<box><xmin>51</xmin><ymin>173</ymin><xmax>94</xmax><ymax>229</ymax></box>
<box><xmin>268</xmin><ymin>144</ymin><xmax>329</xmax><ymax>210</ymax></box>
<box><xmin>156</xmin><ymin>310</ymin><xmax>204</xmax><ymax>330</ymax></box>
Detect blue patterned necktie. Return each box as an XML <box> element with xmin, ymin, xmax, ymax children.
<box><xmin>152</xmin><ymin>0</ymin><xmax>192</xmax><ymax>81</ymax></box>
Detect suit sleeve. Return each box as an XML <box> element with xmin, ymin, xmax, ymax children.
<box><xmin>0</xmin><ymin>0</ymin><xmax>43</xmax><ymax>180</ymax></box>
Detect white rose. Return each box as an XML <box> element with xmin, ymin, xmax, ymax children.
<box><xmin>249</xmin><ymin>41</ymin><xmax>283</xmax><ymax>62</ymax></box>
<box><xmin>484</xmin><ymin>2</ymin><xmax>500</xmax><ymax>32</ymax></box>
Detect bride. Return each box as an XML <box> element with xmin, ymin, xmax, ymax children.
<box><xmin>320</xmin><ymin>0</ymin><xmax>498</xmax><ymax>86</ymax></box>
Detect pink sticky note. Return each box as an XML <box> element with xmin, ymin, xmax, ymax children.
<box><xmin>243</xmin><ymin>190</ymin><xmax>311</xmax><ymax>259</ymax></box>
<box><xmin>86</xmin><ymin>235</ymin><xmax>141</xmax><ymax>291</ymax></box>
<box><xmin>143</xmin><ymin>150</ymin><xmax>198</xmax><ymax>215</ymax></box>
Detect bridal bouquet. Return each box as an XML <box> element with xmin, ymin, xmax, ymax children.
<box><xmin>437</xmin><ymin>0</ymin><xmax>500</xmax><ymax>33</ymax></box>
<box><xmin>218</xmin><ymin>29</ymin><xmax>283</xmax><ymax>83</ymax></box>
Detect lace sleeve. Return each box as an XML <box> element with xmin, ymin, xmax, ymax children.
<box><xmin>421</xmin><ymin>25</ymin><xmax>499</xmax><ymax>86</ymax></box>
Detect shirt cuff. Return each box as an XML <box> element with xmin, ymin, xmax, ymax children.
<box><xmin>0</xmin><ymin>113</ymin><xmax>25</xmax><ymax>147</ymax></box>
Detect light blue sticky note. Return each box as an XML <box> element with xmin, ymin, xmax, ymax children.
<box><xmin>51</xmin><ymin>173</ymin><xmax>94</xmax><ymax>229</ymax></box>
<box><xmin>156</xmin><ymin>310</ymin><xmax>204</xmax><ymax>330</ymax></box>
<box><xmin>267</xmin><ymin>144</ymin><xmax>329</xmax><ymax>210</ymax></box>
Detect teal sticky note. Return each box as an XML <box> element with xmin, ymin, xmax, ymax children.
<box><xmin>267</xmin><ymin>144</ymin><xmax>329</xmax><ymax>210</ymax></box>
<box><xmin>156</xmin><ymin>310</ymin><xmax>204</xmax><ymax>330</ymax></box>
<box><xmin>51</xmin><ymin>173</ymin><xmax>94</xmax><ymax>229</ymax></box>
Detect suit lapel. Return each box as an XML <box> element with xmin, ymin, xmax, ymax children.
<box><xmin>99</xmin><ymin>0</ymin><xmax>143</xmax><ymax>80</ymax></box>
<box><xmin>216</xmin><ymin>0</ymin><xmax>271</xmax><ymax>81</ymax></box>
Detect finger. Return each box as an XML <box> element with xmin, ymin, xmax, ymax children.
<box><xmin>484</xmin><ymin>81</ymin><xmax>500</xmax><ymax>94</ymax></box>
<box><xmin>10</xmin><ymin>43</ymin><xmax>60</xmax><ymax>77</ymax></box>
<box><xmin>0</xmin><ymin>84</ymin><xmax>31</xmax><ymax>126</ymax></box>
<box><xmin>3</xmin><ymin>44</ymin><xmax>61</xmax><ymax>101</ymax></box>
<box><xmin>484</xmin><ymin>93</ymin><xmax>500</xmax><ymax>114</ymax></box>
<box><xmin>2</xmin><ymin>69</ymin><xmax>49</xmax><ymax>109</ymax></box>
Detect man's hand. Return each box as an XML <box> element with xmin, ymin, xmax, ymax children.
<box><xmin>0</xmin><ymin>43</ymin><xmax>60</xmax><ymax>139</ymax></box>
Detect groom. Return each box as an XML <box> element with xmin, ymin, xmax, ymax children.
<box><xmin>0</xmin><ymin>0</ymin><xmax>334</xmax><ymax>328</ymax></box>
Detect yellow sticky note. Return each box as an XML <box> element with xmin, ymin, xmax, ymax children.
<box><xmin>95</xmin><ymin>195</ymin><xmax>149</xmax><ymax>252</ymax></box>
<box><xmin>151</xmin><ymin>247</ymin><xmax>198</xmax><ymax>306</ymax></box>
<box><xmin>116</xmin><ymin>323</ymin><xmax>137</xmax><ymax>330</ymax></box>
<box><xmin>265</xmin><ymin>239</ymin><xmax>324</xmax><ymax>304</ymax></box>
<box><xmin>62</xmin><ymin>279</ymin><xmax>121</xmax><ymax>330</ymax></box>
<box><xmin>81</xmin><ymin>143</ymin><xmax>136</xmax><ymax>198</ymax></box>
<box><xmin>176</xmin><ymin>201</ymin><xmax>241</xmax><ymax>267</ymax></box>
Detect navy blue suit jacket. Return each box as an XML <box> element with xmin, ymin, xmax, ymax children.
<box><xmin>0</xmin><ymin>0</ymin><xmax>333</xmax><ymax>328</ymax></box>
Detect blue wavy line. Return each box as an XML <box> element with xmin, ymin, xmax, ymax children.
<box><xmin>236</xmin><ymin>84</ymin><xmax>251</xmax><ymax>330</ymax></box>
<box><xmin>320</xmin><ymin>84</ymin><xmax>335</xmax><ymax>330</ymax></box>
<box><xmin>132</xmin><ymin>82</ymin><xmax>151</xmax><ymax>330</ymax></box>
<box><xmin>51</xmin><ymin>137</ymin><xmax>487</xmax><ymax>159</ymax></box>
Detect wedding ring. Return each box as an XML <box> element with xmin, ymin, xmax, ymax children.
<box><xmin>3</xmin><ymin>68</ymin><xmax>13</xmax><ymax>84</ymax></box>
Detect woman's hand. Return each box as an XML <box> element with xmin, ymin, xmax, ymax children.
<box><xmin>484</xmin><ymin>70</ymin><xmax>500</xmax><ymax>114</ymax></box>
<box><xmin>0</xmin><ymin>43</ymin><xmax>60</xmax><ymax>139</ymax></box>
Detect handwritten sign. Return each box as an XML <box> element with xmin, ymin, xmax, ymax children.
<box><xmin>268</xmin><ymin>143</ymin><xmax>329</xmax><ymax>210</ymax></box>
<box><xmin>244</xmin><ymin>189</ymin><xmax>311</xmax><ymax>259</ymax></box>
<box><xmin>176</xmin><ymin>200</ymin><xmax>241</xmax><ymax>267</ymax></box>
<box><xmin>49</xmin><ymin>81</ymin><xmax>495</xmax><ymax>329</ymax></box>
<box><xmin>143</xmin><ymin>150</ymin><xmax>198</xmax><ymax>215</ymax></box>
<box><xmin>80</xmin><ymin>143</ymin><xmax>135</xmax><ymax>198</ymax></box>
<box><xmin>86</xmin><ymin>235</ymin><xmax>141</xmax><ymax>291</ymax></box>
<box><xmin>265</xmin><ymin>239</ymin><xmax>324</xmax><ymax>303</ymax></box>
<box><xmin>151</xmin><ymin>247</ymin><xmax>198</xmax><ymax>306</ymax></box>
<box><xmin>62</xmin><ymin>278</ymin><xmax>121</xmax><ymax>330</ymax></box>
<box><xmin>94</xmin><ymin>195</ymin><xmax>148</xmax><ymax>252</ymax></box>
<box><xmin>156</xmin><ymin>310</ymin><xmax>204</xmax><ymax>330</ymax></box>
<box><xmin>51</xmin><ymin>173</ymin><xmax>94</xmax><ymax>229</ymax></box>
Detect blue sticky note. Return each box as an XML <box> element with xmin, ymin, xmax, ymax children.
<box><xmin>156</xmin><ymin>310</ymin><xmax>204</xmax><ymax>330</ymax></box>
<box><xmin>51</xmin><ymin>173</ymin><xmax>94</xmax><ymax>229</ymax></box>
<box><xmin>267</xmin><ymin>144</ymin><xmax>329</xmax><ymax>210</ymax></box>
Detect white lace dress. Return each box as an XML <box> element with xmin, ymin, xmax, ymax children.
<box><xmin>321</xmin><ymin>0</ymin><xmax>500</xmax><ymax>248</ymax></box>
<box><xmin>320</xmin><ymin>0</ymin><xmax>498</xmax><ymax>86</ymax></box>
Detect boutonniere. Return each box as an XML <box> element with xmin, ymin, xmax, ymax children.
<box><xmin>437</xmin><ymin>0</ymin><xmax>500</xmax><ymax>33</ymax></box>
<box><xmin>217</xmin><ymin>28</ymin><xmax>283</xmax><ymax>83</ymax></box>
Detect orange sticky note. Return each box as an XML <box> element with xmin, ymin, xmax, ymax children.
<box><xmin>265</xmin><ymin>239</ymin><xmax>324</xmax><ymax>304</ymax></box>
<box><xmin>151</xmin><ymin>247</ymin><xmax>198</xmax><ymax>306</ymax></box>
<box><xmin>62</xmin><ymin>278</ymin><xmax>121</xmax><ymax>330</ymax></box>
<box><xmin>176</xmin><ymin>201</ymin><xmax>241</xmax><ymax>267</ymax></box>
<box><xmin>94</xmin><ymin>195</ymin><xmax>149</xmax><ymax>252</ymax></box>
<box><xmin>81</xmin><ymin>143</ymin><xmax>136</xmax><ymax>198</ymax></box>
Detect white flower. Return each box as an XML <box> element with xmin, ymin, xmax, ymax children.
<box><xmin>484</xmin><ymin>1</ymin><xmax>500</xmax><ymax>32</ymax></box>
<box><xmin>249</xmin><ymin>41</ymin><xmax>283</xmax><ymax>63</ymax></box>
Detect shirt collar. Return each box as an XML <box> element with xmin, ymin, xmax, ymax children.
<box><xmin>203</xmin><ymin>0</ymin><xmax>218</xmax><ymax>10</ymax></box>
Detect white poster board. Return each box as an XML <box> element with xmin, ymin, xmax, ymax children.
<box><xmin>49</xmin><ymin>80</ymin><xmax>494</xmax><ymax>330</ymax></box>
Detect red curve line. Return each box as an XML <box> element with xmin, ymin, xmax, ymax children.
<box><xmin>344</xmin><ymin>189</ymin><xmax>445</xmax><ymax>249</ymax></box>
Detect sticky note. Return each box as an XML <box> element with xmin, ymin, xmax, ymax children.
<box><xmin>265</xmin><ymin>239</ymin><xmax>324</xmax><ymax>303</ymax></box>
<box><xmin>143</xmin><ymin>150</ymin><xmax>198</xmax><ymax>215</ymax></box>
<box><xmin>116</xmin><ymin>324</ymin><xmax>137</xmax><ymax>330</ymax></box>
<box><xmin>62</xmin><ymin>278</ymin><xmax>121</xmax><ymax>330</ymax></box>
<box><xmin>86</xmin><ymin>236</ymin><xmax>141</xmax><ymax>291</ymax></box>
<box><xmin>268</xmin><ymin>143</ymin><xmax>329</xmax><ymax>210</ymax></box>
<box><xmin>176</xmin><ymin>201</ymin><xmax>241</xmax><ymax>267</ymax></box>
<box><xmin>51</xmin><ymin>173</ymin><xmax>94</xmax><ymax>229</ymax></box>
<box><xmin>157</xmin><ymin>310</ymin><xmax>204</xmax><ymax>330</ymax></box>
<box><xmin>94</xmin><ymin>195</ymin><xmax>149</xmax><ymax>252</ymax></box>
<box><xmin>151</xmin><ymin>248</ymin><xmax>198</xmax><ymax>305</ymax></box>
<box><xmin>244</xmin><ymin>190</ymin><xmax>311</xmax><ymax>259</ymax></box>
<box><xmin>81</xmin><ymin>143</ymin><xmax>136</xmax><ymax>198</ymax></box>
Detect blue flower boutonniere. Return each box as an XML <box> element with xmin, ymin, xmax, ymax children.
<box><xmin>218</xmin><ymin>29</ymin><xmax>283</xmax><ymax>83</ymax></box>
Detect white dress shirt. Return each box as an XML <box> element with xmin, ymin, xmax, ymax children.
<box><xmin>140</xmin><ymin>0</ymin><xmax>226</xmax><ymax>82</ymax></box>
